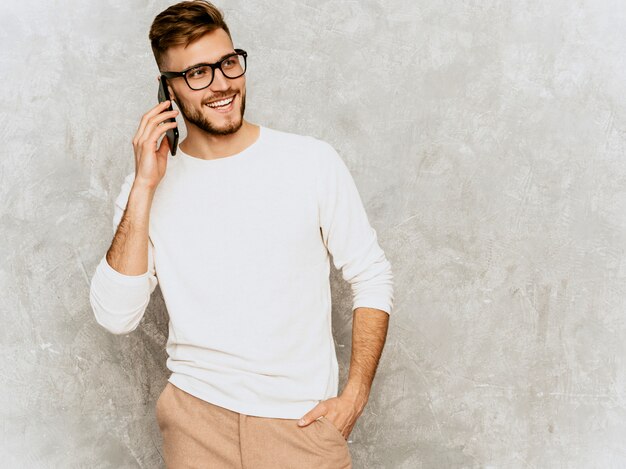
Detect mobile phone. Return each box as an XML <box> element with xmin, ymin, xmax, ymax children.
<box><xmin>157</xmin><ymin>75</ymin><xmax>179</xmax><ymax>156</ymax></box>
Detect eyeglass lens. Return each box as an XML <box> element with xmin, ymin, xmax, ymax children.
<box><xmin>186</xmin><ymin>54</ymin><xmax>246</xmax><ymax>90</ymax></box>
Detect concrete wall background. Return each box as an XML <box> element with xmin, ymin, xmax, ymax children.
<box><xmin>1</xmin><ymin>0</ymin><xmax>625</xmax><ymax>467</ymax></box>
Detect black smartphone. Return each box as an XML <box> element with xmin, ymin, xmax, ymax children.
<box><xmin>157</xmin><ymin>75</ymin><xmax>179</xmax><ymax>156</ymax></box>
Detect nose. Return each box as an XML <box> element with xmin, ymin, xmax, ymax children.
<box><xmin>209</xmin><ymin>67</ymin><xmax>230</xmax><ymax>91</ymax></box>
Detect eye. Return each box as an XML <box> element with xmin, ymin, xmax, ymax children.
<box><xmin>188</xmin><ymin>66</ymin><xmax>209</xmax><ymax>78</ymax></box>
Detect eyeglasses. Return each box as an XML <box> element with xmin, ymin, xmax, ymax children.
<box><xmin>160</xmin><ymin>49</ymin><xmax>247</xmax><ymax>91</ymax></box>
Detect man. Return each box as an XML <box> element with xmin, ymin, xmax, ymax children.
<box><xmin>89</xmin><ymin>1</ymin><xmax>394</xmax><ymax>467</ymax></box>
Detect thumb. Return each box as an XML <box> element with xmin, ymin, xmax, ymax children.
<box><xmin>298</xmin><ymin>406</ymin><xmax>324</xmax><ymax>427</ymax></box>
<box><xmin>156</xmin><ymin>133</ymin><xmax>170</xmax><ymax>159</ymax></box>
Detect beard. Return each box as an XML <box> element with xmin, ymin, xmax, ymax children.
<box><xmin>173</xmin><ymin>89</ymin><xmax>246</xmax><ymax>136</ymax></box>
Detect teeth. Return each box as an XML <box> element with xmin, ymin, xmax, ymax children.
<box><xmin>207</xmin><ymin>96</ymin><xmax>234</xmax><ymax>108</ymax></box>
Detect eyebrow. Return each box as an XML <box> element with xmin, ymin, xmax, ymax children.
<box><xmin>182</xmin><ymin>51</ymin><xmax>236</xmax><ymax>71</ymax></box>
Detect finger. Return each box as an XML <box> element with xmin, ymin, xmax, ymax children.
<box><xmin>156</xmin><ymin>122</ymin><xmax>178</xmax><ymax>157</ymax></box>
<box><xmin>142</xmin><ymin>102</ymin><xmax>175</xmax><ymax>135</ymax></box>
<box><xmin>139</xmin><ymin>109</ymin><xmax>178</xmax><ymax>144</ymax></box>
<box><xmin>133</xmin><ymin>101</ymin><xmax>173</xmax><ymax>146</ymax></box>
<box><xmin>149</xmin><ymin>121</ymin><xmax>178</xmax><ymax>152</ymax></box>
<box><xmin>135</xmin><ymin>120</ymin><xmax>177</xmax><ymax>168</ymax></box>
<box><xmin>156</xmin><ymin>130</ymin><xmax>171</xmax><ymax>159</ymax></box>
<box><xmin>298</xmin><ymin>407</ymin><xmax>325</xmax><ymax>427</ymax></box>
<box><xmin>135</xmin><ymin>100</ymin><xmax>170</xmax><ymax>140</ymax></box>
<box><xmin>134</xmin><ymin>101</ymin><xmax>171</xmax><ymax>149</ymax></box>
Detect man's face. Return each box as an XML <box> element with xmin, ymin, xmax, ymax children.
<box><xmin>163</xmin><ymin>28</ymin><xmax>246</xmax><ymax>136</ymax></box>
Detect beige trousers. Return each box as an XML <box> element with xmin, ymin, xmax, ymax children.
<box><xmin>156</xmin><ymin>381</ymin><xmax>353</xmax><ymax>469</ymax></box>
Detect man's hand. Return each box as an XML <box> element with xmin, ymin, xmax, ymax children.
<box><xmin>297</xmin><ymin>307</ymin><xmax>389</xmax><ymax>439</ymax></box>
<box><xmin>297</xmin><ymin>393</ymin><xmax>365</xmax><ymax>440</ymax></box>
<box><xmin>132</xmin><ymin>99</ymin><xmax>178</xmax><ymax>190</ymax></box>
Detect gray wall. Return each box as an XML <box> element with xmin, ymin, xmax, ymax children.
<box><xmin>1</xmin><ymin>0</ymin><xmax>625</xmax><ymax>467</ymax></box>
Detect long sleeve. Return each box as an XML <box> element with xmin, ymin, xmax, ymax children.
<box><xmin>89</xmin><ymin>172</ymin><xmax>159</xmax><ymax>334</ymax></box>
<box><xmin>316</xmin><ymin>141</ymin><xmax>394</xmax><ymax>315</ymax></box>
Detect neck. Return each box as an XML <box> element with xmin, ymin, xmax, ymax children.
<box><xmin>179</xmin><ymin>120</ymin><xmax>260</xmax><ymax>160</ymax></box>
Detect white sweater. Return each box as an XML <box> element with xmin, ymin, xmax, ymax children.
<box><xmin>89</xmin><ymin>125</ymin><xmax>394</xmax><ymax>418</ymax></box>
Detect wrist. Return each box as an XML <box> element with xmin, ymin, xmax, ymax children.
<box><xmin>341</xmin><ymin>381</ymin><xmax>370</xmax><ymax>409</ymax></box>
<box><xmin>132</xmin><ymin>177</ymin><xmax>158</xmax><ymax>194</ymax></box>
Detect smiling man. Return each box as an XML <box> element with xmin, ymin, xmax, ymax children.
<box><xmin>88</xmin><ymin>1</ymin><xmax>394</xmax><ymax>468</ymax></box>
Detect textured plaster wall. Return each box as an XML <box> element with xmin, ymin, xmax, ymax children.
<box><xmin>1</xmin><ymin>0</ymin><xmax>625</xmax><ymax>468</ymax></box>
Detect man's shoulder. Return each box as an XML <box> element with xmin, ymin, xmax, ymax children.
<box><xmin>262</xmin><ymin>125</ymin><xmax>335</xmax><ymax>155</ymax></box>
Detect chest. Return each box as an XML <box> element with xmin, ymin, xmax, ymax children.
<box><xmin>148</xmin><ymin>161</ymin><xmax>323</xmax><ymax>273</ymax></box>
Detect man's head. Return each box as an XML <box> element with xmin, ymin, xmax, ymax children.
<box><xmin>149</xmin><ymin>1</ymin><xmax>246</xmax><ymax>136</ymax></box>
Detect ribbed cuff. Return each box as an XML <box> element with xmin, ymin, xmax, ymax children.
<box><xmin>97</xmin><ymin>256</ymin><xmax>151</xmax><ymax>286</ymax></box>
<box><xmin>352</xmin><ymin>298</ymin><xmax>393</xmax><ymax>315</ymax></box>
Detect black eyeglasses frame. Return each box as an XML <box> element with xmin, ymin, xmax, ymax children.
<box><xmin>160</xmin><ymin>49</ymin><xmax>248</xmax><ymax>90</ymax></box>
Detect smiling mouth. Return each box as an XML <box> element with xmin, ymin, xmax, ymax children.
<box><xmin>205</xmin><ymin>95</ymin><xmax>235</xmax><ymax>111</ymax></box>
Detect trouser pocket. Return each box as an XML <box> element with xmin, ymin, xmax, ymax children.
<box><xmin>318</xmin><ymin>416</ymin><xmax>348</xmax><ymax>446</ymax></box>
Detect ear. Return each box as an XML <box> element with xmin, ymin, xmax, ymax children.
<box><xmin>167</xmin><ymin>84</ymin><xmax>176</xmax><ymax>102</ymax></box>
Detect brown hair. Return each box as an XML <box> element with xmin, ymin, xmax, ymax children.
<box><xmin>149</xmin><ymin>0</ymin><xmax>232</xmax><ymax>70</ymax></box>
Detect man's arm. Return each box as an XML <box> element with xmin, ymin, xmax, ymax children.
<box><xmin>106</xmin><ymin>177</ymin><xmax>155</xmax><ymax>275</ymax></box>
<box><xmin>315</xmin><ymin>139</ymin><xmax>394</xmax><ymax>402</ymax></box>
<box><xmin>316</xmin><ymin>139</ymin><xmax>395</xmax><ymax>315</ymax></box>
<box><xmin>297</xmin><ymin>141</ymin><xmax>394</xmax><ymax>434</ymax></box>
<box><xmin>89</xmin><ymin>172</ymin><xmax>159</xmax><ymax>335</ymax></box>
<box><xmin>340</xmin><ymin>307</ymin><xmax>389</xmax><ymax>410</ymax></box>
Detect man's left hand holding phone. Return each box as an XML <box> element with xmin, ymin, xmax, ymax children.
<box><xmin>157</xmin><ymin>75</ymin><xmax>179</xmax><ymax>156</ymax></box>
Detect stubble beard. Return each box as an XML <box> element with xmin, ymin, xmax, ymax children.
<box><xmin>174</xmin><ymin>90</ymin><xmax>246</xmax><ymax>136</ymax></box>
